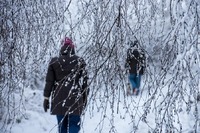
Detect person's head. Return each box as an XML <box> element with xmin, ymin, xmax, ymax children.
<box><xmin>129</xmin><ymin>40</ymin><xmax>139</xmax><ymax>48</ymax></box>
<box><xmin>60</xmin><ymin>37</ymin><xmax>75</xmax><ymax>55</ymax></box>
<box><xmin>61</xmin><ymin>37</ymin><xmax>75</xmax><ymax>48</ymax></box>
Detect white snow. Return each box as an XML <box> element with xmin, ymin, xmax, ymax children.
<box><xmin>5</xmin><ymin>81</ymin><xmax>199</xmax><ymax>133</ymax></box>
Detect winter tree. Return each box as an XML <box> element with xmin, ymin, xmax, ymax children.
<box><xmin>0</xmin><ymin>0</ymin><xmax>200</xmax><ymax>132</ymax></box>
<box><xmin>0</xmin><ymin>0</ymin><xmax>70</xmax><ymax>132</ymax></box>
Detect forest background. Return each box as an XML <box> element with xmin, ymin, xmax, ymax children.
<box><xmin>0</xmin><ymin>0</ymin><xmax>200</xmax><ymax>132</ymax></box>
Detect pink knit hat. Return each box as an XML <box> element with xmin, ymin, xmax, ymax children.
<box><xmin>61</xmin><ymin>37</ymin><xmax>75</xmax><ymax>48</ymax></box>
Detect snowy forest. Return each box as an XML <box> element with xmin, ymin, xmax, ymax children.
<box><xmin>1</xmin><ymin>0</ymin><xmax>200</xmax><ymax>133</ymax></box>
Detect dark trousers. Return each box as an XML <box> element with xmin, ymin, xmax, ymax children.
<box><xmin>128</xmin><ymin>73</ymin><xmax>141</xmax><ymax>90</ymax></box>
<box><xmin>56</xmin><ymin>114</ymin><xmax>81</xmax><ymax>133</ymax></box>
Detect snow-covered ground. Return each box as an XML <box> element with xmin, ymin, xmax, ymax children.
<box><xmin>7</xmin><ymin>83</ymin><xmax>200</xmax><ymax>133</ymax></box>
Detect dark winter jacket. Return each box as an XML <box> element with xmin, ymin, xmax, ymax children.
<box><xmin>126</xmin><ymin>48</ymin><xmax>145</xmax><ymax>75</ymax></box>
<box><xmin>43</xmin><ymin>45</ymin><xmax>89</xmax><ymax>115</ymax></box>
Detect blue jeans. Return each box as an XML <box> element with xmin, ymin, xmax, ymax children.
<box><xmin>56</xmin><ymin>115</ymin><xmax>81</xmax><ymax>133</ymax></box>
<box><xmin>128</xmin><ymin>74</ymin><xmax>141</xmax><ymax>90</ymax></box>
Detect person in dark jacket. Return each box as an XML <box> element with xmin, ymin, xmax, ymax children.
<box><xmin>125</xmin><ymin>40</ymin><xmax>145</xmax><ymax>95</ymax></box>
<box><xmin>43</xmin><ymin>37</ymin><xmax>89</xmax><ymax>133</ymax></box>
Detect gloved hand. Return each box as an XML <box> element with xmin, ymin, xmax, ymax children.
<box><xmin>43</xmin><ymin>99</ymin><xmax>49</xmax><ymax>112</ymax></box>
<box><xmin>125</xmin><ymin>63</ymin><xmax>129</xmax><ymax>69</ymax></box>
<box><xmin>124</xmin><ymin>63</ymin><xmax>129</xmax><ymax>74</ymax></box>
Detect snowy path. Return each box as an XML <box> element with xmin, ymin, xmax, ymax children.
<box><xmin>9</xmin><ymin>86</ymin><xmax>200</xmax><ymax>133</ymax></box>
<box><xmin>10</xmin><ymin>88</ymin><xmax>150</xmax><ymax>133</ymax></box>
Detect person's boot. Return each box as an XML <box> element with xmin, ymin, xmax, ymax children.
<box><xmin>136</xmin><ymin>89</ymin><xmax>140</xmax><ymax>96</ymax></box>
<box><xmin>133</xmin><ymin>88</ymin><xmax>137</xmax><ymax>95</ymax></box>
<box><xmin>127</xmin><ymin>88</ymin><xmax>131</xmax><ymax>95</ymax></box>
<box><xmin>127</xmin><ymin>84</ymin><xmax>132</xmax><ymax>95</ymax></box>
